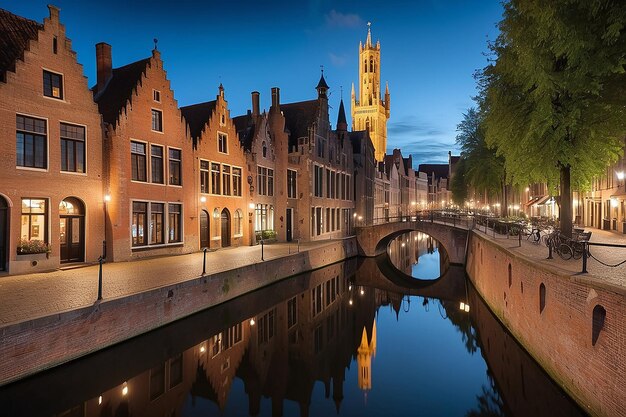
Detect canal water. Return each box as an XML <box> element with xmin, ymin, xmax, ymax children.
<box><xmin>0</xmin><ymin>232</ymin><xmax>586</xmax><ymax>417</ymax></box>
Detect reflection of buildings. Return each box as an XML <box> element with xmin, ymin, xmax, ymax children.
<box><xmin>357</xmin><ymin>320</ymin><xmax>377</xmax><ymax>392</ymax></box>
<box><xmin>387</xmin><ymin>231</ymin><xmax>441</xmax><ymax>277</ymax></box>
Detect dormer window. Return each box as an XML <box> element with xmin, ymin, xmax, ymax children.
<box><xmin>43</xmin><ymin>70</ymin><xmax>63</xmax><ymax>99</ymax></box>
<box><xmin>153</xmin><ymin>90</ymin><xmax>161</xmax><ymax>102</ymax></box>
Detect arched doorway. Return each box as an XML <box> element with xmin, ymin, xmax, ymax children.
<box><xmin>59</xmin><ymin>197</ymin><xmax>84</xmax><ymax>263</ymax></box>
<box><xmin>221</xmin><ymin>208</ymin><xmax>231</xmax><ymax>247</ymax></box>
<box><xmin>200</xmin><ymin>210</ymin><xmax>210</xmax><ymax>249</ymax></box>
<box><xmin>0</xmin><ymin>196</ymin><xmax>8</xmax><ymax>271</ymax></box>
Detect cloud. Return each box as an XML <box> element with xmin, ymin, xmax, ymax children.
<box><xmin>325</xmin><ymin>10</ymin><xmax>363</xmax><ymax>28</ymax></box>
<box><xmin>387</xmin><ymin>116</ymin><xmax>445</xmax><ymax>137</ymax></box>
<box><xmin>329</xmin><ymin>52</ymin><xmax>348</xmax><ymax>67</ymax></box>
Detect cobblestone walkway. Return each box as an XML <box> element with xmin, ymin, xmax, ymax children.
<box><xmin>0</xmin><ymin>240</ymin><xmax>332</xmax><ymax>326</ymax></box>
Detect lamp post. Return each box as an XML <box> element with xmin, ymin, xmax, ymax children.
<box><xmin>98</xmin><ymin>194</ymin><xmax>111</xmax><ymax>301</ymax></box>
<box><xmin>249</xmin><ymin>202</ymin><xmax>255</xmax><ymax>246</ymax></box>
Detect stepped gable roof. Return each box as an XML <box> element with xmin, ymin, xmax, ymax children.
<box><xmin>0</xmin><ymin>8</ymin><xmax>42</xmax><ymax>81</ymax></box>
<box><xmin>280</xmin><ymin>99</ymin><xmax>319</xmax><ymax>148</ymax></box>
<box><xmin>93</xmin><ymin>57</ymin><xmax>151</xmax><ymax>125</ymax></box>
<box><xmin>180</xmin><ymin>100</ymin><xmax>217</xmax><ymax>140</ymax></box>
<box><xmin>418</xmin><ymin>163</ymin><xmax>449</xmax><ymax>179</ymax></box>
<box><xmin>233</xmin><ymin>113</ymin><xmax>256</xmax><ymax>151</ymax></box>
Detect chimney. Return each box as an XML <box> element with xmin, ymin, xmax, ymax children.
<box><xmin>96</xmin><ymin>42</ymin><xmax>112</xmax><ymax>94</ymax></box>
<box><xmin>271</xmin><ymin>87</ymin><xmax>280</xmax><ymax>112</ymax></box>
<box><xmin>251</xmin><ymin>91</ymin><xmax>260</xmax><ymax>116</ymax></box>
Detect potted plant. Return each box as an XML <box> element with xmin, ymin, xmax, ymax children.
<box><xmin>17</xmin><ymin>239</ymin><xmax>51</xmax><ymax>257</ymax></box>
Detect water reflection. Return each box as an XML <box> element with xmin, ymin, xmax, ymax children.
<box><xmin>388</xmin><ymin>231</ymin><xmax>443</xmax><ymax>279</ymax></box>
<box><xmin>0</xmin><ymin>254</ymin><xmax>586</xmax><ymax>417</ymax></box>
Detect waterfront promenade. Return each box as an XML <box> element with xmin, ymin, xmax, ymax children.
<box><xmin>1</xmin><ymin>225</ymin><xmax>625</xmax><ymax>327</ymax></box>
<box><xmin>0</xmin><ymin>240</ymin><xmax>331</xmax><ymax>326</ymax></box>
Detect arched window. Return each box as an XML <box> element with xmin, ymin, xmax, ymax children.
<box><xmin>539</xmin><ymin>283</ymin><xmax>546</xmax><ymax>313</ymax></box>
<box><xmin>592</xmin><ymin>305</ymin><xmax>606</xmax><ymax>346</ymax></box>
<box><xmin>364</xmin><ymin>59</ymin><xmax>367</xmax><ymax>72</ymax></box>
<box><xmin>234</xmin><ymin>209</ymin><xmax>243</xmax><ymax>236</ymax></box>
<box><xmin>213</xmin><ymin>208</ymin><xmax>220</xmax><ymax>237</ymax></box>
<box><xmin>369</xmin><ymin>57</ymin><xmax>373</xmax><ymax>72</ymax></box>
<box><xmin>262</xmin><ymin>141</ymin><xmax>267</xmax><ymax>158</ymax></box>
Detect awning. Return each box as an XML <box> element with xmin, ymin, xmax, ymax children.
<box><xmin>536</xmin><ymin>195</ymin><xmax>553</xmax><ymax>205</ymax></box>
<box><xmin>524</xmin><ymin>196</ymin><xmax>541</xmax><ymax>207</ymax></box>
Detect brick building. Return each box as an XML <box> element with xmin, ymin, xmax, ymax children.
<box><xmin>0</xmin><ymin>6</ymin><xmax>105</xmax><ymax>274</ymax></box>
<box><xmin>181</xmin><ymin>85</ymin><xmax>249</xmax><ymax>249</ymax></box>
<box><xmin>93</xmin><ymin>44</ymin><xmax>196</xmax><ymax>261</ymax></box>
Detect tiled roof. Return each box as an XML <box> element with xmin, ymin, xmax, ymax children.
<box><xmin>180</xmin><ymin>100</ymin><xmax>217</xmax><ymax>140</ymax></box>
<box><xmin>0</xmin><ymin>8</ymin><xmax>42</xmax><ymax>81</ymax></box>
<box><xmin>280</xmin><ymin>99</ymin><xmax>319</xmax><ymax>149</ymax></box>
<box><xmin>316</xmin><ymin>74</ymin><xmax>329</xmax><ymax>90</ymax></box>
<box><xmin>418</xmin><ymin>163</ymin><xmax>449</xmax><ymax>179</ymax></box>
<box><xmin>233</xmin><ymin>113</ymin><xmax>256</xmax><ymax>151</ymax></box>
<box><xmin>94</xmin><ymin>58</ymin><xmax>151</xmax><ymax>125</ymax></box>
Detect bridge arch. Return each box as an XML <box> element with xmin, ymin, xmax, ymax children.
<box><xmin>356</xmin><ymin>220</ymin><xmax>469</xmax><ymax>265</ymax></box>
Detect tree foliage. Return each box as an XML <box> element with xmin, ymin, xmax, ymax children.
<box><xmin>455</xmin><ymin>108</ymin><xmax>505</xmax><ymax>203</ymax></box>
<box><xmin>479</xmin><ymin>0</ymin><xmax>626</xmax><ymax>234</ymax></box>
<box><xmin>450</xmin><ymin>156</ymin><xmax>468</xmax><ymax>205</ymax></box>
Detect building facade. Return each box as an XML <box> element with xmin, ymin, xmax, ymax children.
<box><xmin>0</xmin><ymin>6</ymin><xmax>105</xmax><ymax>274</ymax></box>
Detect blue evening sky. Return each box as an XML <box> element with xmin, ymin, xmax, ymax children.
<box><xmin>2</xmin><ymin>0</ymin><xmax>502</xmax><ymax>165</ymax></box>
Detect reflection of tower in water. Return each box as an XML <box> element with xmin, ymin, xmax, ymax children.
<box><xmin>427</xmin><ymin>235</ymin><xmax>434</xmax><ymax>254</ymax></box>
<box><xmin>357</xmin><ymin>319</ymin><xmax>377</xmax><ymax>402</ymax></box>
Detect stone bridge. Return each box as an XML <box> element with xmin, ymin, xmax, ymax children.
<box><xmin>355</xmin><ymin>220</ymin><xmax>470</xmax><ymax>265</ymax></box>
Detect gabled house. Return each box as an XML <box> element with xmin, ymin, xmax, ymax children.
<box><xmin>181</xmin><ymin>85</ymin><xmax>249</xmax><ymax>249</ymax></box>
<box><xmin>0</xmin><ymin>6</ymin><xmax>104</xmax><ymax>274</ymax></box>
<box><xmin>93</xmin><ymin>44</ymin><xmax>196</xmax><ymax>261</ymax></box>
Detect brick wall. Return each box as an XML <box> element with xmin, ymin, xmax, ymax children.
<box><xmin>466</xmin><ymin>232</ymin><xmax>626</xmax><ymax>417</ymax></box>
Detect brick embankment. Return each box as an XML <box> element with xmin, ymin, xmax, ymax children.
<box><xmin>467</xmin><ymin>230</ymin><xmax>626</xmax><ymax>417</ymax></box>
<box><xmin>0</xmin><ymin>238</ymin><xmax>357</xmax><ymax>387</ymax></box>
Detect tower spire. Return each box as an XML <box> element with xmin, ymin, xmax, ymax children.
<box><xmin>366</xmin><ymin>22</ymin><xmax>372</xmax><ymax>46</ymax></box>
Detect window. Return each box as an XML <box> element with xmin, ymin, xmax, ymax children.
<box><xmin>218</xmin><ymin>132</ymin><xmax>227</xmax><ymax>153</ymax></box>
<box><xmin>168</xmin><ymin>148</ymin><xmax>181</xmax><ymax>185</ymax></box>
<box><xmin>211</xmin><ymin>163</ymin><xmax>220</xmax><ymax>194</ymax></box>
<box><xmin>312</xmin><ymin>284</ymin><xmax>323</xmax><ymax>316</ymax></box>
<box><xmin>234</xmin><ymin>209</ymin><xmax>243</xmax><ymax>235</ymax></box>
<box><xmin>262</xmin><ymin>141</ymin><xmax>267</xmax><ymax>158</ymax></box>
<box><xmin>222</xmin><ymin>165</ymin><xmax>231</xmax><ymax>195</ymax></box>
<box><xmin>151</xmin><ymin>145</ymin><xmax>163</xmax><ymax>184</ymax></box>
<box><xmin>268</xmin><ymin>169</ymin><xmax>274</xmax><ymax>197</ymax></box>
<box><xmin>149</xmin><ymin>363</ymin><xmax>165</xmax><ymax>400</ymax></box>
<box><xmin>168</xmin><ymin>203</ymin><xmax>182</xmax><ymax>243</ymax></box>
<box><xmin>150</xmin><ymin>203</ymin><xmax>164</xmax><ymax>244</ymax></box>
<box><xmin>316</xmin><ymin>207</ymin><xmax>322</xmax><ymax>235</ymax></box>
<box><xmin>151</xmin><ymin>109</ymin><xmax>162</xmax><ymax>132</ymax></box>
<box><xmin>287</xmin><ymin>169</ymin><xmax>297</xmax><ymax>199</ymax></box>
<box><xmin>317</xmin><ymin>138</ymin><xmax>325</xmax><ymax>158</ymax></box>
<box><xmin>16</xmin><ymin>115</ymin><xmax>47</xmax><ymax>169</ymax></box>
<box><xmin>60</xmin><ymin>123</ymin><xmax>85</xmax><ymax>173</ymax></box>
<box><xmin>326</xmin><ymin>169</ymin><xmax>331</xmax><ymax>198</ymax></box>
<box><xmin>232</xmin><ymin>167</ymin><xmax>242</xmax><ymax>196</ymax></box>
<box><xmin>153</xmin><ymin>90</ymin><xmax>161</xmax><ymax>102</ymax></box>
<box><xmin>314</xmin><ymin>165</ymin><xmax>323</xmax><ymax>197</ymax></box>
<box><xmin>52</xmin><ymin>36</ymin><xmax>57</xmax><ymax>54</ymax></box>
<box><xmin>132</xmin><ymin>202</ymin><xmax>147</xmax><ymax>246</ymax></box>
<box><xmin>169</xmin><ymin>354</ymin><xmax>183</xmax><ymax>388</ymax></box>
<box><xmin>131</xmin><ymin>141</ymin><xmax>147</xmax><ymax>182</ymax></box>
<box><xmin>43</xmin><ymin>70</ymin><xmax>63</xmax><ymax>99</ymax></box>
<box><xmin>200</xmin><ymin>160</ymin><xmax>210</xmax><ymax>193</ymax></box>
<box><xmin>258</xmin><ymin>309</ymin><xmax>275</xmax><ymax>345</ymax></box>
<box><xmin>257</xmin><ymin>166</ymin><xmax>273</xmax><ymax>196</ymax></box>
<box><xmin>20</xmin><ymin>199</ymin><xmax>47</xmax><ymax>244</ymax></box>
<box><xmin>287</xmin><ymin>297</ymin><xmax>297</xmax><ymax>328</ymax></box>
<box><xmin>255</xmin><ymin>204</ymin><xmax>274</xmax><ymax>232</ymax></box>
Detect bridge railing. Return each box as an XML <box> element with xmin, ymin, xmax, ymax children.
<box><xmin>364</xmin><ymin>211</ymin><xmax>475</xmax><ymax>231</ymax></box>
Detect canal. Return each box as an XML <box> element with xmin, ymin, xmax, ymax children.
<box><xmin>0</xmin><ymin>232</ymin><xmax>586</xmax><ymax>417</ymax></box>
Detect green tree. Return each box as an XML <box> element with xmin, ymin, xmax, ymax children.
<box><xmin>450</xmin><ymin>156</ymin><xmax>469</xmax><ymax>205</ymax></box>
<box><xmin>455</xmin><ymin>108</ymin><xmax>506</xmax><ymax>211</ymax></box>
<box><xmin>479</xmin><ymin>0</ymin><xmax>626</xmax><ymax>236</ymax></box>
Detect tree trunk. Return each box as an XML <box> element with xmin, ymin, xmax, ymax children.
<box><xmin>502</xmin><ymin>182</ymin><xmax>509</xmax><ymax>218</ymax></box>
<box><xmin>559</xmin><ymin>164</ymin><xmax>573</xmax><ymax>238</ymax></box>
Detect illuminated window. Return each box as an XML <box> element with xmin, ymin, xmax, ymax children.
<box><xmin>43</xmin><ymin>70</ymin><xmax>63</xmax><ymax>99</ymax></box>
<box><xmin>20</xmin><ymin>198</ymin><xmax>47</xmax><ymax>244</ymax></box>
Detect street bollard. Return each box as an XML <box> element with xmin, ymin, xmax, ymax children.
<box><xmin>547</xmin><ymin>240</ymin><xmax>553</xmax><ymax>259</ymax></box>
<box><xmin>582</xmin><ymin>242</ymin><xmax>588</xmax><ymax>273</ymax></box>
<box><xmin>97</xmin><ymin>256</ymin><xmax>104</xmax><ymax>300</ymax></box>
<box><xmin>261</xmin><ymin>239</ymin><xmax>264</xmax><ymax>261</ymax></box>
<box><xmin>202</xmin><ymin>247</ymin><xmax>207</xmax><ymax>275</ymax></box>
<box><xmin>518</xmin><ymin>229</ymin><xmax>522</xmax><ymax>247</ymax></box>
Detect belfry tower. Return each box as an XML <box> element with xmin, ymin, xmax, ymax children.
<box><xmin>351</xmin><ymin>22</ymin><xmax>390</xmax><ymax>162</ymax></box>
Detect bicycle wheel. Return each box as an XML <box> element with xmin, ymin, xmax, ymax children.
<box><xmin>572</xmin><ymin>242</ymin><xmax>583</xmax><ymax>260</ymax></box>
<box><xmin>542</xmin><ymin>235</ymin><xmax>551</xmax><ymax>247</ymax></box>
<box><xmin>558</xmin><ymin>244</ymin><xmax>572</xmax><ymax>260</ymax></box>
